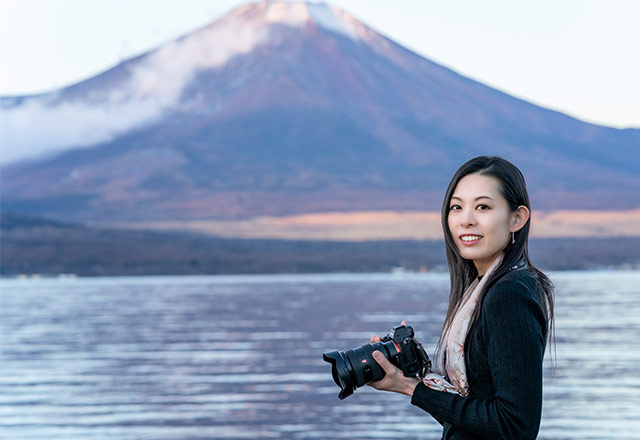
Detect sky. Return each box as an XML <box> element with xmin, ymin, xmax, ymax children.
<box><xmin>0</xmin><ymin>0</ymin><xmax>638</xmax><ymax>128</ymax></box>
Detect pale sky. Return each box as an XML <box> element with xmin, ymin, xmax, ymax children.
<box><xmin>0</xmin><ymin>0</ymin><xmax>638</xmax><ymax>128</ymax></box>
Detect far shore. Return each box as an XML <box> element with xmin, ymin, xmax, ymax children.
<box><xmin>110</xmin><ymin>209</ymin><xmax>640</xmax><ymax>241</ymax></box>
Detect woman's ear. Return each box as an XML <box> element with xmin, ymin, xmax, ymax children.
<box><xmin>511</xmin><ymin>206</ymin><xmax>530</xmax><ymax>232</ymax></box>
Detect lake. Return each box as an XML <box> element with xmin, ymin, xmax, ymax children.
<box><xmin>1</xmin><ymin>271</ymin><xmax>639</xmax><ymax>439</ymax></box>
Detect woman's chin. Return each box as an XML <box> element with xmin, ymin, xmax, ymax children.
<box><xmin>458</xmin><ymin>248</ymin><xmax>482</xmax><ymax>261</ymax></box>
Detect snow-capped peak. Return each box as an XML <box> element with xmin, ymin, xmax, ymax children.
<box><xmin>233</xmin><ymin>1</ymin><xmax>363</xmax><ymax>40</ymax></box>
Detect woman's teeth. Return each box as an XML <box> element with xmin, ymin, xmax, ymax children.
<box><xmin>461</xmin><ymin>235</ymin><xmax>482</xmax><ymax>242</ymax></box>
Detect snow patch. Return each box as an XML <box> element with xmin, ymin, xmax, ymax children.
<box><xmin>264</xmin><ymin>1</ymin><xmax>310</xmax><ymax>26</ymax></box>
<box><xmin>307</xmin><ymin>3</ymin><xmax>358</xmax><ymax>40</ymax></box>
<box><xmin>261</xmin><ymin>2</ymin><xmax>361</xmax><ymax>40</ymax></box>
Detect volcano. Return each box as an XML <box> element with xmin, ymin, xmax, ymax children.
<box><xmin>1</xmin><ymin>1</ymin><xmax>639</xmax><ymax>223</ymax></box>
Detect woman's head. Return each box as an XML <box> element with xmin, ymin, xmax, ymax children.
<box><xmin>438</xmin><ymin>156</ymin><xmax>554</xmax><ymax>348</ymax></box>
<box><xmin>442</xmin><ymin>156</ymin><xmax>531</xmax><ymax>275</ymax></box>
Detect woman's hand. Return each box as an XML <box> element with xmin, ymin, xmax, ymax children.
<box><xmin>368</xmin><ymin>320</ymin><xmax>420</xmax><ymax>397</ymax></box>
<box><xmin>368</xmin><ymin>351</ymin><xmax>420</xmax><ymax>396</ymax></box>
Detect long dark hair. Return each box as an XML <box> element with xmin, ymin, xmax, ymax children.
<box><xmin>439</xmin><ymin>156</ymin><xmax>555</xmax><ymax>351</ymax></box>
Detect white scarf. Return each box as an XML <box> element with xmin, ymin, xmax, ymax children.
<box><xmin>423</xmin><ymin>254</ymin><xmax>503</xmax><ymax>396</ymax></box>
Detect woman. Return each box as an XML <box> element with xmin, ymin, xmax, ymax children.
<box><xmin>369</xmin><ymin>156</ymin><xmax>554</xmax><ymax>440</ymax></box>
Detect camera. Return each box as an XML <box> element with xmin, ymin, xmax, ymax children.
<box><xmin>322</xmin><ymin>324</ymin><xmax>431</xmax><ymax>399</ymax></box>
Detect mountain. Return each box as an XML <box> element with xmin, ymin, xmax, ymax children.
<box><xmin>1</xmin><ymin>1</ymin><xmax>639</xmax><ymax>223</ymax></box>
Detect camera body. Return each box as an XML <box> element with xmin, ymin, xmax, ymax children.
<box><xmin>323</xmin><ymin>324</ymin><xmax>431</xmax><ymax>400</ymax></box>
<box><xmin>383</xmin><ymin>324</ymin><xmax>431</xmax><ymax>379</ymax></box>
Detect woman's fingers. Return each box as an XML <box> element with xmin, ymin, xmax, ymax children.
<box><xmin>372</xmin><ymin>351</ymin><xmax>393</xmax><ymax>373</ymax></box>
<box><xmin>401</xmin><ymin>320</ymin><xmax>407</xmax><ymax>325</ymax></box>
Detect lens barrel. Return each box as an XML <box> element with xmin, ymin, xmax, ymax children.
<box><xmin>322</xmin><ymin>340</ymin><xmax>399</xmax><ymax>400</ymax></box>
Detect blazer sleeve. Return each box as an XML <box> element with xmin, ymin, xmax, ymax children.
<box><xmin>410</xmin><ymin>276</ymin><xmax>547</xmax><ymax>440</ymax></box>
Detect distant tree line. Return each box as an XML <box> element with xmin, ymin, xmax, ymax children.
<box><xmin>1</xmin><ymin>213</ymin><xmax>638</xmax><ymax>277</ymax></box>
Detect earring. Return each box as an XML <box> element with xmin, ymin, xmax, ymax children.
<box><xmin>511</xmin><ymin>231</ymin><xmax>516</xmax><ymax>244</ymax></box>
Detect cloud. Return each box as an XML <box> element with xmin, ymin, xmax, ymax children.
<box><xmin>0</xmin><ymin>95</ymin><xmax>164</xmax><ymax>164</ymax></box>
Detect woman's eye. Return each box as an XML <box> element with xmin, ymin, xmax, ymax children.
<box><xmin>449</xmin><ymin>205</ymin><xmax>461</xmax><ymax>211</ymax></box>
<box><xmin>476</xmin><ymin>204</ymin><xmax>489</xmax><ymax>210</ymax></box>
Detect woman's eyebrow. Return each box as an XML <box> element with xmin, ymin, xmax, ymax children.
<box><xmin>450</xmin><ymin>195</ymin><xmax>494</xmax><ymax>201</ymax></box>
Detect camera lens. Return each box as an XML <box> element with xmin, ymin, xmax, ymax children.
<box><xmin>322</xmin><ymin>340</ymin><xmax>399</xmax><ymax>400</ymax></box>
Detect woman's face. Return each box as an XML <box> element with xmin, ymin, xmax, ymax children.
<box><xmin>447</xmin><ymin>173</ymin><xmax>516</xmax><ymax>275</ymax></box>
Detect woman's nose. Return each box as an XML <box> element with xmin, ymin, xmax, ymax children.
<box><xmin>460</xmin><ymin>208</ymin><xmax>476</xmax><ymax>227</ymax></box>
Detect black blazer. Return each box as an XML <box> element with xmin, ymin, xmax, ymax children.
<box><xmin>411</xmin><ymin>268</ymin><xmax>548</xmax><ymax>440</ymax></box>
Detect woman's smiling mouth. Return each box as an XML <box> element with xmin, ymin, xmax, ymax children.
<box><xmin>460</xmin><ymin>234</ymin><xmax>483</xmax><ymax>245</ymax></box>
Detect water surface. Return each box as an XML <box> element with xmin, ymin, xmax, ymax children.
<box><xmin>1</xmin><ymin>271</ymin><xmax>639</xmax><ymax>439</ymax></box>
